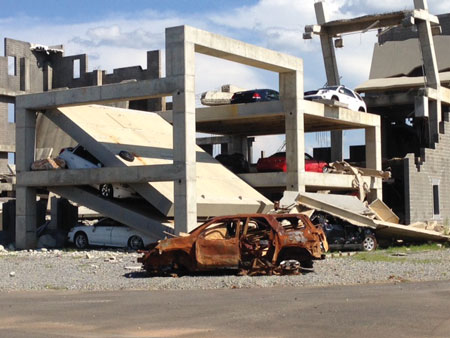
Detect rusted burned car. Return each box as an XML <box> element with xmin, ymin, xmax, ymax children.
<box><xmin>138</xmin><ymin>214</ymin><xmax>328</xmax><ymax>276</ymax></box>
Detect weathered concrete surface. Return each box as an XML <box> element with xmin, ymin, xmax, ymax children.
<box><xmin>369</xmin><ymin>36</ymin><xmax>450</xmax><ymax>79</ymax></box>
<box><xmin>46</xmin><ymin>105</ymin><xmax>272</xmax><ymax>218</ymax></box>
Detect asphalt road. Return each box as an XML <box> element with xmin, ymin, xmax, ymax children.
<box><xmin>0</xmin><ymin>281</ymin><xmax>449</xmax><ymax>338</ymax></box>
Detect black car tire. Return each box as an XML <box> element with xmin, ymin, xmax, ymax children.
<box><xmin>100</xmin><ymin>184</ymin><xmax>114</xmax><ymax>199</ymax></box>
<box><xmin>74</xmin><ymin>232</ymin><xmax>89</xmax><ymax>249</ymax></box>
<box><xmin>358</xmin><ymin>107</ymin><xmax>366</xmax><ymax>112</ymax></box>
<box><xmin>322</xmin><ymin>165</ymin><xmax>331</xmax><ymax>173</ymax></box>
<box><xmin>362</xmin><ymin>235</ymin><xmax>377</xmax><ymax>251</ymax></box>
<box><xmin>119</xmin><ymin>150</ymin><xmax>135</xmax><ymax>162</ymax></box>
<box><xmin>331</xmin><ymin>95</ymin><xmax>339</xmax><ymax>101</ymax></box>
<box><xmin>128</xmin><ymin>235</ymin><xmax>144</xmax><ymax>250</ymax></box>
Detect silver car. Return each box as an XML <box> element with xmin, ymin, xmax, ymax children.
<box><xmin>67</xmin><ymin>218</ymin><xmax>156</xmax><ymax>250</ymax></box>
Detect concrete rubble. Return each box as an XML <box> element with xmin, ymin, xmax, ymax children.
<box><xmin>278</xmin><ymin>191</ymin><xmax>450</xmax><ymax>243</ymax></box>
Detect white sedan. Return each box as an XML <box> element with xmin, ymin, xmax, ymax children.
<box><xmin>58</xmin><ymin>145</ymin><xmax>135</xmax><ymax>199</ymax></box>
<box><xmin>304</xmin><ymin>85</ymin><xmax>367</xmax><ymax>112</ymax></box>
<box><xmin>67</xmin><ymin>218</ymin><xmax>156</xmax><ymax>250</ymax></box>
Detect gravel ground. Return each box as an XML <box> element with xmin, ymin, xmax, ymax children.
<box><xmin>1</xmin><ymin>246</ymin><xmax>449</xmax><ymax>291</ymax></box>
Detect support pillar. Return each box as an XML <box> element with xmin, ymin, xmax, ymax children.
<box><xmin>365</xmin><ymin>125</ymin><xmax>382</xmax><ymax>201</ymax></box>
<box><xmin>414</xmin><ymin>0</ymin><xmax>441</xmax><ymax>144</ymax></box>
<box><xmin>280</xmin><ymin>70</ymin><xmax>305</xmax><ymax>192</ymax></box>
<box><xmin>315</xmin><ymin>1</ymin><xmax>343</xmax><ymax>161</ymax></box>
<box><xmin>15</xmin><ymin>106</ymin><xmax>37</xmax><ymax>249</ymax></box>
<box><xmin>166</xmin><ymin>26</ymin><xmax>197</xmax><ymax>233</ymax></box>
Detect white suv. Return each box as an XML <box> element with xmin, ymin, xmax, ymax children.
<box><xmin>304</xmin><ymin>85</ymin><xmax>366</xmax><ymax>112</ymax></box>
<box><xmin>58</xmin><ymin>145</ymin><xmax>135</xmax><ymax>199</ymax></box>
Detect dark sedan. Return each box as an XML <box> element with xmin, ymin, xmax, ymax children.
<box><xmin>230</xmin><ymin>89</ymin><xmax>279</xmax><ymax>104</ymax></box>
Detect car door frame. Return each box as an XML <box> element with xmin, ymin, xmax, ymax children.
<box><xmin>195</xmin><ymin>218</ymin><xmax>242</xmax><ymax>269</ymax></box>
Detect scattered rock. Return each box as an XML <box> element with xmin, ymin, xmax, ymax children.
<box><xmin>0</xmin><ymin>245</ymin><xmax>6</xmax><ymax>252</ymax></box>
<box><xmin>124</xmin><ymin>266</ymin><xmax>142</xmax><ymax>270</ymax></box>
<box><xmin>86</xmin><ymin>253</ymin><xmax>92</xmax><ymax>259</ymax></box>
<box><xmin>9</xmin><ymin>271</ymin><xmax>15</xmax><ymax>277</ymax></box>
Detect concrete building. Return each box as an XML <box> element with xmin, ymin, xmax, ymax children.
<box><xmin>2</xmin><ymin>24</ymin><xmax>382</xmax><ymax>249</ymax></box>
<box><xmin>305</xmin><ymin>0</ymin><xmax>449</xmax><ymax>224</ymax></box>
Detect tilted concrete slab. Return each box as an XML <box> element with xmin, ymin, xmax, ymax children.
<box><xmin>286</xmin><ymin>192</ymin><xmax>450</xmax><ymax>243</ymax></box>
<box><xmin>357</xmin><ymin>72</ymin><xmax>450</xmax><ymax>92</ymax></box>
<box><xmin>45</xmin><ymin>105</ymin><xmax>272</xmax><ymax>217</ymax></box>
<box><xmin>369</xmin><ymin>37</ymin><xmax>450</xmax><ymax>80</ymax></box>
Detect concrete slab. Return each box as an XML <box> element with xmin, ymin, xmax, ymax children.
<box><xmin>47</xmin><ymin>105</ymin><xmax>272</xmax><ymax>217</ymax></box>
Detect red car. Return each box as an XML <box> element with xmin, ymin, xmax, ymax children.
<box><xmin>256</xmin><ymin>152</ymin><xmax>329</xmax><ymax>173</ymax></box>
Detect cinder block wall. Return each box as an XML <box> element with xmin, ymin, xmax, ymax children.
<box><xmin>405</xmin><ymin>120</ymin><xmax>450</xmax><ymax>224</ymax></box>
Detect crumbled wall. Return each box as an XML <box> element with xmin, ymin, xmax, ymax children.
<box><xmin>405</xmin><ymin>119</ymin><xmax>450</xmax><ymax>224</ymax></box>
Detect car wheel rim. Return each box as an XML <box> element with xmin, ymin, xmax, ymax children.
<box><xmin>363</xmin><ymin>237</ymin><xmax>375</xmax><ymax>251</ymax></box>
<box><xmin>129</xmin><ymin>236</ymin><xmax>143</xmax><ymax>250</ymax></box>
<box><xmin>101</xmin><ymin>184</ymin><xmax>112</xmax><ymax>197</ymax></box>
<box><xmin>76</xmin><ymin>235</ymin><xmax>86</xmax><ymax>248</ymax></box>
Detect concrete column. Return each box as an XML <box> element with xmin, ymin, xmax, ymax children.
<box><xmin>15</xmin><ymin>106</ymin><xmax>37</xmax><ymax>249</ymax></box>
<box><xmin>365</xmin><ymin>125</ymin><xmax>382</xmax><ymax>201</ymax></box>
<box><xmin>93</xmin><ymin>69</ymin><xmax>103</xmax><ymax>86</ymax></box>
<box><xmin>43</xmin><ymin>63</ymin><xmax>53</xmax><ymax>91</ymax></box>
<box><xmin>147</xmin><ymin>50</ymin><xmax>165</xmax><ymax>112</ymax></box>
<box><xmin>230</xmin><ymin>135</ymin><xmax>248</xmax><ymax>158</ymax></box>
<box><xmin>280</xmin><ymin>70</ymin><xmax>305</xmax><ymax>192</ymax></box>
<box><xmin>19</xmin><ymin>57</ymin><xmax>30</xmax><ymax>92</ymax></box>
<box><xmin>315</xmin><ymin>1</ymin><xmax>343</xmax><ymax>161</ymax></box>
<box><xmin>166</xmin><ymin>26</ymin><xmax>197</xmax><ymax>233</ymax></box>
<box><xmin>414</xmin><ymin>0</ymin><xmax>441</xmax><ymax>144</ymax></box>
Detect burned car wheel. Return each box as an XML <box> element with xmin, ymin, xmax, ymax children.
<box><xmin>74</xmin><ymin>232</ymin><xmax>89</xmax><ymax>249</ymax></box>
<box><xmin>362</xmin><ymin>235</ymin><xmax>377</xmax><ymax>251</ymax></box>
<box><xmin>128</xmin><ymin>235</ymin><xmax>144</xmax><ymax>250</ymax></box>
<box><xmin>100</xmin><ymin>184</ymin><xmax>114</xmax><ymax>199</ymax></box>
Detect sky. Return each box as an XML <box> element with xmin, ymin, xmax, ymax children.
<box><xmin>2</xmin><ymin>0</ymin><xmax>450</xmax><ymax>160</ymax></box>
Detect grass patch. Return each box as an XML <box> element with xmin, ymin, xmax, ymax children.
<box><xmin>383</xmin><ymin>243</ymin><xmax>444</xmax><ymax>254</ymax></box>
<box><xmin>351</xmin><ymin>243</ymin><xmax>445</xmax><ymax>263</ymax></box>
<box><xmin>353</xmin><ymin>252</ymin><xmax>407</xmax><ymax>263</ymax></box>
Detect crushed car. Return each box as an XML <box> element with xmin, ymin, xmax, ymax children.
<box><xmin>311</xmin><ymin>213</ymin><xmax>377</xmax><ymax>251</ymax></box>
<box><xmin>138</xmin><ymin>213</ymin><xmax>328</xmax><ymax>276</ymax></box>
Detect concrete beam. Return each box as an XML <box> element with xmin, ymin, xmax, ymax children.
<box><xmin>238</xmin><ymin>172</ymin><xmax>382</xmax><ymax>190</ymax></box>
<box><xmin>0</xmin><ymin>144</ymin><xmax>15</xmax><ymax>152</ymax></box>
<box><xmin>17</xmin><ymin>164</ymin><xmax>183</xmax><ymax>187</ymax></box>
<box><xmin>196</xmin><ymin>136</ymin><xmax>232</xmax><ymax>145</ymax></box>
<box><xmin>168</xmin><ymin>25</ymin><xmax>302</xmax><ymax>73</ymax></box>
<box><xmin>160</xmin><ymin>100</ymin><xmax>379</xmax><ymax>131</ymax></box>
<box><xmin>15</xmin><ymin>76</ymin><xmax>183</xmax><ymax>110</ymax></box>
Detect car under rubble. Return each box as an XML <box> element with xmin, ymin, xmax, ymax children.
<box><xmin>138</xmin><ymin>213</ymin><xmax>328</xmax><ymax>276</ymax></box>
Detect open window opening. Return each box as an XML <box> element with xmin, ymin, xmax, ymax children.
<box><xmin>8</xmin><ymin>56</ymin><xmax>16</xmax><ymax>76</ymax></box>
<box><xmin>433</xmin><ymin>184</ymin><xmax>440</xmax><ymax>216</ymax></box>
<box><xmin>7</xmin><ymin>103</ymin><xmax>15</xmax><ymax>123</ymax></box>
<box><xmin>73</xmin><ymin>59</ymin><xmax>80</xmax><ymax>79</ymax></box>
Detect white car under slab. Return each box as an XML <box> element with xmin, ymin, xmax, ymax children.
<box><xmin>67</xmin><ymin>218</ymin><xmax>157</xmax><ymax>250</ymax></box>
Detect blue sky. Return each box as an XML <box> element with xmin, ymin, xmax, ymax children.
<box><xmin>2</xmin><ymin>0</ymin><xmax>449</xmax><ymax>159</ymax></box>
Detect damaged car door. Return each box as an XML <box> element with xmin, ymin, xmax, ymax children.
<box><xmin>195</xmin><ymin>218</ymin><xmax>242</xmax><ymax>269</ymax></box>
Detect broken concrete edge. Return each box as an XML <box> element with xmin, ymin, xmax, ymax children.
<box><xmin>279</xmin><ymin>191</ymin><xmax>450</xmax><ymax>243</ymax></box>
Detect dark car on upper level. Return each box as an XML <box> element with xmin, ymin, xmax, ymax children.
<box><xmin>230</xmin><ymin>89</ymin><xmax>279</xmax><ymax>104</ymax></box>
